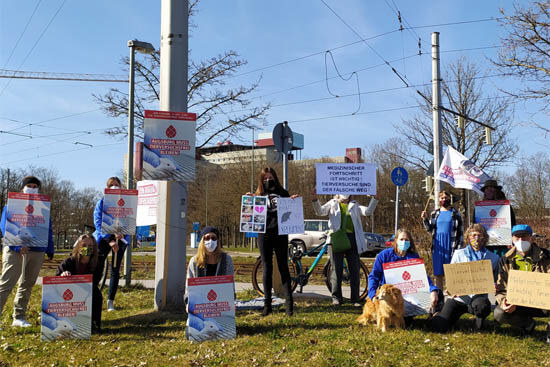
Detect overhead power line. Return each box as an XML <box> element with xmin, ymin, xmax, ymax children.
<box><xmin>0</xmin><ymin>69</ymin><xmax>128</xmax><ymax>83</ymax></box>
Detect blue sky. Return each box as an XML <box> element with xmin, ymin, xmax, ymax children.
<box><xmin>0</xmin><ymin>0</ymin><xmax>546</xmax><ymax>190</ymax></box>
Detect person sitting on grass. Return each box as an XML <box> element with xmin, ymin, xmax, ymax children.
<box><xmin>57</xmin><ymin>234</ymin><xmax>102</xmax><ymax>333</ymax></box>
<box><xmin>493</xmin><ymin>224</ymin><xmax>550</xmax><ymax>344</ymax></box>
<box><xmin>430</xmin><ymin>224</ymin><xmax>500</xmax><ymax>332</ymax></box>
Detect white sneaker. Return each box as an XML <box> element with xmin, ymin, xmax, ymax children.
<box><xmin>107</xmin><ymin>299</ymin><xmax>115</xmax><ymax>312</ymax></box>
<box><xmin>12</xmin><ymin>318</ymin><xmax>31</xmax><ymax>328</ymax></box>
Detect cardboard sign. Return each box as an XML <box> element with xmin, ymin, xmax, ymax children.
<box><xmin>4</xmin><ymin>192</ymin><xmax>50</xmax><ymax>248</ymax></box>
<box><xmin>136</xmin><ymin>180</ymin><xmax>160</xmax><ymax>226</ymax></box>
<box><xmin>383</xmin><ymin>258</ymin><xmax>431</xmax><ymax>316</ymax></box>
<box><xmin>101</xmin><ymin>189</ymin><xmax>138</xmax><ymax>235</ymax></box>
<box><xmin>186</xmin><ymin>275</ymin><xmax>236</xmax><ymax>342</ymax></box>
<box><xmin>143</xmin><ymin>110</ymin><xmax>197</xmax><ymax>182</ymax></box>
<box><xmin>474</xmin><ymin>200</ymin><xmax>512</xmax><ymax>247</ymax></box>
<box><xmin>315</xmin><ymin>163</ymin><xmax>376</xmax><ymax>195</ymax></box>
<box><xmin>277</xmin><ymin>197</ymin><xmax>304</xmax><ymax>235</ymax></box>
<box><xmin>41</xmin><ymin>275</ymin><xmax>93</xmax><ymax>341</ymax></box>
<box><xmin>444</xmin><ymin>260</ymin><xmax>495</xmax><ymax>296</ymax></box>
<box><xmin>239</xmin><ymin>195</ymin><xmax>267</xmax><ymax>233</ymax></box>
<box><xmin>507</xmin><ymin>270</ymin><xmax>550</xmax><ymax>310</ymax></box>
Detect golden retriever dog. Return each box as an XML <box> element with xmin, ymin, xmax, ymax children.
<box><xmin>357</xmin><ymin>284</ymin><xmax>405</xmax><ymax>332</ymax></box>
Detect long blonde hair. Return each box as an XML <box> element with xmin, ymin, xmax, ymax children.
<box><xmin>72</xmin><ymin>234</ymin><xmax>98</xmax><ymax>272</ymax></box>
<box><xmin>196</xmin><ymin>237</ymin><xmax>223</xmax><ymax>268</ymax></box>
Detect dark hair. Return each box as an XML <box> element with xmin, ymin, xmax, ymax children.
<box><xmin>106</xmin><ymin>177</ymin><xmax>122</xmax><ymax>188</ymax></box>
<box><xmin>22</xmin><ymin>176</ymin><xmax>41</xmax><ymax>189</ymax></box>
<box><xmin>438</xmin><ymin>190</ymin><xmax>451</xmax><ymax>199</ymax></box>
<box><xmin>255</xmin><ymin>167</ymin><xmax>286</xmax><ymax>195</ymax></box>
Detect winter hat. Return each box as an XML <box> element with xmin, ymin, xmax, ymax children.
<box><xmin>199</xmin><ymin>226</ymin><xmax>220</xmax><ymax>240</ymax></box>
<box><xmin>22</xmin><ymin>176</ymin><xmax>41</xmax><ymax>189</ymax></box>
<box><xmin>481</xmin><ymin>179</ymin><xmax>502</xmax><ymax>192</ymax></box>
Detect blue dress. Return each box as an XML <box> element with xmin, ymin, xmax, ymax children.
<box><xmin>433</xmin><ymin>210</ymin><xmax>453</xmax><ymax>276</ymax></box>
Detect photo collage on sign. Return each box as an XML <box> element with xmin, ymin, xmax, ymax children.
<box><xmin>239</xmin><ymin>195</ymin><xmax>267</xmax><ymax>233</ymax></box>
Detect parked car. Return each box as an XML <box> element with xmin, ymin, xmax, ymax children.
<box><xmin>384</xmin><ymin>234</ymin><xmax>395</xmax><ymax>248</ymax></box>
<box><xmin>288</xmin><ymin>219</ymin><xmax>329</xmax><ymax>254</ymax></box>
<box><xmin>363</xmin><ymin>232</ymin><xmax>386</xmax><ymax>256</ymax></box>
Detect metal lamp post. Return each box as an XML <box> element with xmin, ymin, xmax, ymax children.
<box><xmin>124</xmin><ymin>39</ymin><xmax>155</xmax><ymax>286</ymax></box>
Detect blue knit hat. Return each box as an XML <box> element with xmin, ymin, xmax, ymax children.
<box><xmin>511</xmin><ymin>224</ymin><xmax>532</xmax><ymax>236</ymax></box>
<box><xmin>199</xmin><ymin>226</ymin><xmax>220</xmax><ymax>240</ymax></box>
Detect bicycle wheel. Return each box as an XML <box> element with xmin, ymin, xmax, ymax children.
<box><xmin>323</xmin><ymin>259</ymin><xmax>370</xmax><ymax>301</ymax></box>
<box><xmin>100</xmin><ymin>256</ymin><xmax>109</xmax><ymax>291</ymax></box>
<box><xmin>251</xmin><ymin>256</ymin><xmax>298</xmax><ymax>297</ymax></box>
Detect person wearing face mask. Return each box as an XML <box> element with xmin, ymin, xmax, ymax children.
<box><xmin>0</xmin><ymin>176</ymin><xmax>54</xmax><ymax>328</ymax></box>
<box><xmin>92</xmin><ymin>177</ymin><xmax>130</xmax><ymax>312</ymax></box>
<box><xmin>57</xmin><ymin>234</ymin><xmax>102</xmax><ymax>332</ymax></box>
<box><xmin>430</xmin><ymin>224</ymin><xmax>500</xmax><ymax>332</ymax></box>
<box><xmin>493</xmin><ymin>224</ymin><xmax>550</xmax><ymax>343</ymax></box>
<box><xmin>185</xmin><ymin>227</ymin><xmax>234</xmax><ymax>303</ymax></box>
<box><xmin>368</xmin><ymin>229</ymin><xmax>441</xmax><ymax>324</ymax></box>
<box><xmin>313</xmin><ymin>190</ymin><xmax>378</xmax><ymax>306</ymax></box>
<box><xmin>252</xmin><ymin>167</ymin><xmax>299</xmax><ymax>316</ymax></box>
<box><xmin>475</xmin><ymin>180</ymin><xmax>516</xmax><ymax>227</ymax></box>
<box><xmin>421</xmin><ymin>190</ymin><xmax>463</xmax><ymax>289</ymax></box>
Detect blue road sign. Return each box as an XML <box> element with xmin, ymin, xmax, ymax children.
<box><xmin>391</xmin><ymin>167</ymin><xmax>408</xmax><ymax>186</ymax></box>
<box><xmin>245</xmin><ymin>232</ymin><xmax>258</xmax><ymax>238</ymax></box>
<box><xmin>192</xmin><ymin>222</ymin><xmax>200</xmax><ymax>232</ymax></box>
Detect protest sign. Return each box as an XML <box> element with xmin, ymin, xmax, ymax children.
<box><xmin>143</xmin><ymin>110</ymin><xmax>196</xmax><ymax>181</ymax></box>
<box><xmin>444</xmin><ymin>260</ymin><xmax>494</xmax><ymax>296</ymax></box>
<box><xmin>186</xmin><ymin>275</ymin><xmax>236</xmax><ymax>342</ymax></box>
<box><xmin>507</xmin><ymin>270</ymin><xmax>550</xmax><ymax>310</ymax></box>
<box><xmin>315</xmin><ymin>163</ymin><xmax>376</xmax><ymax>195</ymax></box>
<box><xmin>383</xmin><ymin>258</ymin><xmax>432</xmax><ymax>316</ymax></box>
<box><xmin>4</xmin><ymin>192</ymin><xmax>50</xmax><ymax>248</ymax></box>
<box><xmin>277</xmin><ymin>197</ymin><xmax>304</xmax><ymax>235</ymax></box>
<box><xmin>239</xmin><ymin>195</ymin><xmax>267</xmax><ymax>233</ymax></box>
<box><xmin>101</xmin><ymin>189</ymin><xmax>138</xmax><ymax>235</ymax></box>
<box><xmin>41</xmin><ymin>275</ymin><xmax>92</xmax><ymax>341</ymax></box>
<box><xmin>474</xmin><ymin>200</ymin><xmax>512</xmax><ymax>247</ymax></box>
<box><xmin>136</xmin><ymin>180</ymin><xmax>160</xmax><ymax>226</ymax></box>
<box><xmin>436</xmin><ymin>146</ymin><xmax>491</xmax><ymax>194</ymax></box>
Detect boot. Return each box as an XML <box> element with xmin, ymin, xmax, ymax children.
<box><xmin>262</xmin><ymin>297</ymin><xmax>272</xmax><ymax>317</ymax></box>
<box><xmin>284</xmin><ymin>282</ymin><xmax>294</xmax><ymax>316</ymax></box>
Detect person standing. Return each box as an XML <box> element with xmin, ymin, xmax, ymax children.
<box><xmin>254</xmin><ymin>167</ymin><xmax>298</xmax><ymax>316</ymax></box>
<box><xmin>312</xmin><ymin>191</ymin><xmax>377</xmax><ymax>306</ymax></box>
<box><xmin>0</xmin><ymin>176</ymin><xmax>54</xmax><ymax>328</ymax></box>
<box><xmin>93</xmin><ymin>177</ymin><xmax>129</xmax><ymax>312</ymax></box>
<box><xmin>421</xmin><ymin>190</ymin><xmax>463</xmax><ymax>289</ymax></box>
<box><xmin>475</xmin><ymin>179</ymin><xmax>516</xmax><ymax>227</ymax></box>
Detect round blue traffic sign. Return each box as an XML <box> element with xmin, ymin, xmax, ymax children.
<box><xmin>391</xmin><ymin>167</ymin><xmax>408</xmax><ymax>186</ymax></box>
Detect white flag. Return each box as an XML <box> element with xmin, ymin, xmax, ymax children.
<box><xmin>436</xmin><ymin>146</ymin><xmax>491</xmax><ymax>194</ymax></box>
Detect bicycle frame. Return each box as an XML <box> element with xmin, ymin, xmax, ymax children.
<box><xmin>291</xmin><ymin>241</ymin><xmax>329</xmax><ymax>290</ymax></box>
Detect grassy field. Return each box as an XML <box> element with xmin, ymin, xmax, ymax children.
<box><xmin>0</xmin><ymin>286</ymin><xmax>549</xmax><ymax>366</ymax></box>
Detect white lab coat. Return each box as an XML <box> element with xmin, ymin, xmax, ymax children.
<box><xmin>312</xmin><ymin>198</ymin><xmax>378</xmax><ymax>254</ymax></box>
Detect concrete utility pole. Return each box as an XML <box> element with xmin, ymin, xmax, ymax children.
<box><xmin>432</xmin><ymin>32</ymin><xmax>442</xmax><ymax>209</ymax></box>
<box><xmin>155</xmin><ymin>0</ymin><xmax>189</xmax><ymax>310</ymax></box>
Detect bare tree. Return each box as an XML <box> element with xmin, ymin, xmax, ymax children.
<box><xmin>94</xmin><ymin>1</ymin><xmax>270</xmax><ymax>148</ymax></box>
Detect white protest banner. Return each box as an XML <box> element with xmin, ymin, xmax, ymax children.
<box><xmin>41</xmin><ymin>275</ymin><xmax>92</xmax><ymax>341</ymax></box>
<box><xmin>239</xmin><ymin>195</ymin><xmax>267</xmax><ymax>233</ymax></box>
<box><xmin>277</xmin><ymin>197</ymin><xmax>305</xmax><ymax>235</ymax></box>
<box><xmin>507</xmin><ymin>270</ymin><xmax>550</xmax><ymax>310</ymax></box>
<box><xmin>186</xmin><ymin>275</ymin><xmax>236</xmax><ymax>342</ymax></box>
<box><xmin>316</xmin><ymin>163</ymin><xmax>376</xmax><ymax>196</ymax></box>
<box><xmin>136</xmin><ymin>180</ymin><xmax>160</xmax><ymax>226</ymax></box>
<box><xmin>143</xmin><ymin>110</ymin><xmax>196</xmax><ymax>182</ymax></box>
<box><xmin>383</xmin><ymin>258</ymin><xmax>432</xmax><ymax>316</ymax></box>
<box><xmin>101</xmin><ymin>189</ymin><xmax>138</xmax><ymax>235</ymax></box>
<box><xmin>474</xmin><ymin>200</ymin><xmax>512</xmax><ymax>247</ymax></box>
<box><xmin>4</xmin><ymin>192</ymin><xmax>50</xmax><ymax>248</ymax></box>
<box><xmin>437</xmin><ymin>146</ymin><xmax>491</xmax><ymax>194</ymax></box>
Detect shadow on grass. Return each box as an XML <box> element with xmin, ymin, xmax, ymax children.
<box><xmin>100</xmin><ymin>310</ymin><xmax>188</xmax><ymax>338</ymax></box>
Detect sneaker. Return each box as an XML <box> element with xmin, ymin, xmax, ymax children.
<box><xmin>332</xmin><ymin>299</ymin><xmax>341</xmax><ymax>306</ymax></box>
<box><xmin>107</xmin><ymin>299</ymin><xmax>115</xmax><ymax>312</ymax></box>
<box><xmin>12</xmin><ymin>318</ymin><xmax>31</xmax><ymax>328</ymax></box>
<box><xmin>353</xmin><ymin>302</ymin><xmax>362</xmax><ymax>307</ymax></box>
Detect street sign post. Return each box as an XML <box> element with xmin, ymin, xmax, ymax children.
<box><xmin>272</xmin><ymin>121</ymin><xmax>293</xmax><ymax>189</ymax></box>
<box><xmin>391</xmin><ymin>167</ymin><xmax>408</xmax><ymax>234</ymax></box>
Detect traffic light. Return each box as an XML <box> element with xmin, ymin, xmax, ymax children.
<box><xmin>485</xmin><ymin>127</ymin><xmax>492</xmax><ymax>145</ymax></box>
<box><xmin>456</xmin><ymin>116</ymin><xmax>464</xmax><ymax>130</ymax></box>
<box><xmin>423</xmin><ymin>176</ymin><xmax>433</xmax><ymax>193</ymax></box>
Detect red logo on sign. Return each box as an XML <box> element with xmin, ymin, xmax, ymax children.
<box><xmin>166</xmin><ymin>125</ymin><xmax>177</xmax><ymax>138</ymax></box>
<box><xmin>489</xmin><ymin>209</ymin><xmax>497</xmax><ymax>217</ymax></box>
<box><xmin>25</xmin><ymin>205</ymin><xmax>34</xmax><ymax>214</ymax></box>
<box><xmin>402</xmin><ymin>271</ymin><xmax>411</xmax><ymax>281</ymax></box>
<box><xmin>207</xmin><ymin>289</ymin><xmax>217</xmax><ymax>301</ymax></box>
<box><xmin>117</xmin><ymin>198</ymin><xmax>125</xmax><ymax>207</ymax></box>
<box><xmin>63</xmin><ymin>289</ymin><xmax>73</xmax><ymax>301</ymax></box>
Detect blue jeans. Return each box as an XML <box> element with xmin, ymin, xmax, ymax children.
<box><xmin>96</xmin><ymin>238</ymin><xmax>127</xmax><ymax>301</ymax></box>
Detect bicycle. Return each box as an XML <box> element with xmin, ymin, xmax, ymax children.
<box><xmin>251</xmin><ymin>236</ymin><xmax>370</xmax><ymax>301</ymax></box>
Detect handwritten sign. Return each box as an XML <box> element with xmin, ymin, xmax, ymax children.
<box><xmin>239</xmin><ymin>195</ymin><xmax>267</xmax><ymax>233</ymax></box>
<box><xmin>315</xmin><ymin>163</ymin><xmax>376</xmax><ymax>195</ymax></box>
<box><xmin>474</xmin><ymin>200</ymin><xmax>512</xmax><ymax>247</ymax></box>
<box><xmin>507</xmin><ymin>270</ymin><xmax>550</xmax><ymax>310</ymax></box>
<box><xmin>383</xmin><ymin>258</ymin><xmax>431</xmax><ymax>316</ymax></box>
<box><xmin>277</xmin><ymin>197</ymin><xmax>304</xmax><ymax>235</ymax></box>
<box><xmin>444</xmin><ymin>260</ymin><xmax>494</xmax><ymax>296</ymax></box>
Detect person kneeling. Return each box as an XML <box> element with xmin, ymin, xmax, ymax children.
<box><xmin>493</xmin><ymin>224</ymin><xmax>550</xmax><ymax>344</ymax></box>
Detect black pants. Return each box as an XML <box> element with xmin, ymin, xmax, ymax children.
<box><xmin>494</xmin><ymin>305</ymin><xmax>549</xmax><ymax>329</ymax></box>
<box><xmin>328</xmin><ymin>233</ymin><xmax>361</xmax><ymax>303</ymax></box>
<box><xmin>91</xmin><ymin>284</ymin><xmax>103</xmax><ymax>331</ymax></box>
<box><xmin>431</xmin><ymin>295</ymin><xmax>491</xmax><ymax>332</ymax></box>
<box><xmin>258</xmin><ymin>232</ymin><xmax>291</xmax><ymax>300</ymax></box>
<box><xmin>95</xmin><ymin>238</ymin><xmax>127</xmax><ymax>301</ymax></box>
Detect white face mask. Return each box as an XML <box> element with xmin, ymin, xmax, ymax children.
<box><xmin>204</xmin><ymin>239</ymin><xmax>218</xmax><ymax>253</ymax></box>
<box><xmin>23</xmin><ymin>186</ymin><xmax>39</xmax><ymax>194</ymax></box>
<box><xmin>109</xmin><ymin>186</ymin><xmax>121</xmax><ymax>190</ymax></box>
<box><xmin>514</xmin><ymin>239</ymin><xmax>531</xmax><ymax>253</ymax></box>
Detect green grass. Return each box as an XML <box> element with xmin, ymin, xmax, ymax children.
<box><xmin>0</xmin><ymin>286</ymin><xmax>549</xmax><ymax>366</ymax></box>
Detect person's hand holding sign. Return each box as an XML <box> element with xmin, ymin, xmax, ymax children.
<box><xmin>501</xmin><ymin>299</ymin><xmax>516</xmax><ymax>313</ymax></box>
